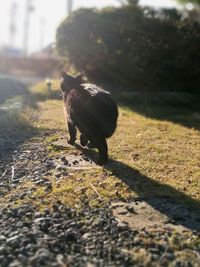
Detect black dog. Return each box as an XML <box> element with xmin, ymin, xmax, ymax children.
<box><xmin>61</xmin><ymin>72</ymin><xmax>118</xmax><ymax>165</ymax></box>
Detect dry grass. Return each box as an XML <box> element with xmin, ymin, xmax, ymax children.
<box><xmin>25</xmin><ymin>81</ymin><xmax>200</xmax><ymax>208</ymax></box>
<box><xmin>1</xmin><ymin>80</ymin><xmax>200</xmax><ymax>209</ymax></box>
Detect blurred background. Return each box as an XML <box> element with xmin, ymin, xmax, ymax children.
<box><xmin>0</xmin><ymin>0</ymin><xmax>199</xmax><ymax>91</ymax></box>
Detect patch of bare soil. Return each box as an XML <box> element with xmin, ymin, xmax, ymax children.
<box><xmin>52</xmin><ymin>139</ymin><xmax>100</xmax><ymax>170</ymax></box>
<box><xmin>111</xmin><ymin>199</ymin><xmax>200</xmax><ymax>233</ymax></box>
<box><xmin>52</xmin><ymin>138</ymin><xmax>100</xmax><ymax>170</ymax></box>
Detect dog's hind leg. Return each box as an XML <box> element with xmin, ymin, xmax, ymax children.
<box><xmin>96</xmin><ymin>138</ymin><xmax>108</xmax><ymax>165</ymax></box>
<box><xmin>80</xmin><ymin>134</ymin><xmax>88</xmax><ymax>147</ymax></box>
<box><xmin>67</xmin><ymin>120</ymin><xmax>77</xmax><ymax>145</ymax></box>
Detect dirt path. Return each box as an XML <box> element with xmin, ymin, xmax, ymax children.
<box><xmin>0</xmin><ymin>74</ymin><xmax>44</xmax><ymax>87</ymax></box>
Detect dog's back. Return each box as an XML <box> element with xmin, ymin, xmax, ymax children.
<box><xmin>66</xmin><ymin>84</ymin><xmax>118</xmax><ymax>139</ymax></box>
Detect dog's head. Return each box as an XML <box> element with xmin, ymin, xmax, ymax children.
<box><xmin>61</xmin><ymin>71</ymin><xmax>83</xmax><ymax>94</ymax></box>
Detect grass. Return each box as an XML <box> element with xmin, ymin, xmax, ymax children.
<box><xmin>0</xmin><ymin>79</ymin><xmax>200</xmax><ymax>210</ymax></box>
<box><xmin>113</xmin><ymin>90</ymin><xmax>200</xmax><ymax>130</ymax></box>
<box><xmin>30</xmin><ymin>80</ymin><xmax>61</xmax><ymax>101</ymax></box>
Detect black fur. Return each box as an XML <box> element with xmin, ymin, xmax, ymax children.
<box><xmin>61</xmin><ymin>72</ymin><xmax>118</xmax><ymax>165</ymax></box>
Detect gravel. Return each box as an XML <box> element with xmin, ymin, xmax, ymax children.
<box><xmin>0</xmin><ymin>203</ymin><xmax>199</xmax><ymax>267</ymax></box>
<box><xmin>0</xmin><ymin>204</ymin><xmax>136</xmax><ymax>267</ymax></box>
<box><xmin>0</xmin><ymin>134</ymin><xmax>200</xmax><ymax>267</ymax></box>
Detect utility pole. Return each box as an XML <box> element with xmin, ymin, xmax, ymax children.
<box><xmin>67</xmin><ymin>0</ymin><xmax>73</xmax><ymax>15</ymax></box>
<box><xmin>39</xmin><ymin>17</ymin><xmax>46</xmax><ymax>50</ymax></box>
<box><xmin>23</xmin><ymin>0</ymin><xmax>34</xmax><ymax>56</ymax></box>
<box><xmin>9</xmin><ymin>2</ymin><xmax>18</xmax><ymax>48</ymax></box>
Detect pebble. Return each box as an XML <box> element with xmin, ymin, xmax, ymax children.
<box><xmin>0</xmin><ymin>235</ymin><xmax>6</xmax><ymax>242</ymax></box>
<box><xmin>117</xmin><ymin>221</ymin><xmax>129</xmax><ymax>231</ymax></box>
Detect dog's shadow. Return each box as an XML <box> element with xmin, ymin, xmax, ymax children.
<box><xmin>74</xmin><ymin>143</ymin><xmax>200</xmax><ymax>232</ymax></box>
<box><xmin>74</xmin><ymin>143</ymin><xmax>99</xmax><ymax>163</ymax></box>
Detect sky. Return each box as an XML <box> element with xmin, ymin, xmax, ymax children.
<box><xmin>0</xmin><ymin>0</ymin><xmax>180</xmax><ymax>54</ymax></box>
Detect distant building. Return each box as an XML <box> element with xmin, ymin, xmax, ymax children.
<box><xmin>0</xmin><ymin>46</ymin><xmax>23</xmax><ymax>57</ymax></box>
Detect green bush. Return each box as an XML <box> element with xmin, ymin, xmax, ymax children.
<box><xmin>56</xmin><ymin>5</ymin><xmax>200</xmax><ymax>93</ymax></box>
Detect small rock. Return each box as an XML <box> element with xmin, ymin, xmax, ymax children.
<box><xmin>82</xmin><ymin>233</ymin><xmax>93</xmax><ymax>240</ymax></box>
<box><xmin>117</xmin><ymin>221</ymin><xmax>129</xmax><ymax>231</ymax></box>
<box><xmin>0</xmin><ymin>235</ymin><xmax>6</xmax><ymax>242</ymax></box>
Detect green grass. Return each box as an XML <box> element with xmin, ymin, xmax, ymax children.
<box><xmin>30</xmin><ymin>80</ymin><xmax>61</xmax><ymax>101</ymax></box>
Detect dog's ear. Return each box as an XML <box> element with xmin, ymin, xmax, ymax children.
<box><xmin>75</xmin><ymin>73</ymin><xmax>84</xmax><ymax>84</ymax></box>
<box><xmin>61</xmin><ymin>71</ymin><xmax>74</xmax><ymax>81</ymax></box>
<box><xmin>61</xmin><ymin>71</ymin><xmax>67</xmax><ymax>79</ymax></box>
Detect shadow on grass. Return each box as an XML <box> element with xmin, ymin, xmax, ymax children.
<box><xmin>106</xmin><ymin>159</ymin><xmax>200</xmax><ymax>231</ymax></box>
<box><xmin>95</xmin><ymin>81</ymin><xmax>200</xmax><ymax>130</ymax></box>
<box><xmin>117</xmin><ymin>91</ymin><xmax>200</xmax><ymax>130</ymax></box>
<box><xmin>74</xmin><ymin>143</ymin><xmax>200</xmax><ymax>232</ymax></box>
